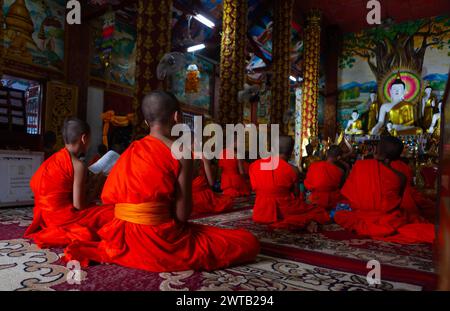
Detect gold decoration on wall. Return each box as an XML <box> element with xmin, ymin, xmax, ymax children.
<box><xmin>133</xmin><ymin>0</ymin><xmax>173</xmax><ymax>139</ymax></box>
<box><xmin>219</xmin><ymin>0</ymin><xmax>247</xmax><ymax>125</ymax></box>
<box><xmin>270</xmin><ymin>0</ymin><xmax>294</xmax><ymax>134</ymax></box>
<box><xmin>301</xmin><ymin>9</ymin><xmax>321</xmax><ymax>151</ymax></box>
<box><xmin>45</xmin><ymin>82</ymin><xmax>78</xmax><ymax>149</ymax></box>
<box><xmin>102</xmin><ymin>111</ymin><xmax>135</xmax><ymax>148</ymax></box>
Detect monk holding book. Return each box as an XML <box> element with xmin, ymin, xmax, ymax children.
<box><xmin>25</xmin><ymin>117</ymin><xmax>113</xmax><ymax>248</ymax></box>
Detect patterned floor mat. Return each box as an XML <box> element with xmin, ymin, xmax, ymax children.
<box><xmin>0</xmin><ymin>198</ymin><xmax>436</xmax><ymax>291</ymax></box>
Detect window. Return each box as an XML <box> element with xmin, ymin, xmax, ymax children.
<box><xmin>1</xmin><ymin>75</ymin><xmax>43</xmax><ymax>135</ymax></box>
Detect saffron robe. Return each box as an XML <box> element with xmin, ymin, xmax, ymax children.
<box><xmin>249</xmin><ymin>157</ymin><xmax>329</xmax><ymax>228</ymax></box>
<box><xmin>192</xmin><ymin>163</ymin><xmax>233</xmax><ymax>215</ymax></box>
<box><xmin>218</xmin><ymin>148</ymin><xmax>251</xmax><ymax>197</ymax></box>
<box><xmin>24</xmin><ymin>148</ymin><xmax>114</xmax><ymax>248</ymax></box>
<box><xmin>304</xmin><ymin>161</ymin><xmax>344</xmax><ymax>210</ymax></box>
<box><xmin>63</xmin><ymin>136</ymin><xmax>260</xmax><ymax>272</ymax></box>
<box><xmin>391</xmin><ymin>160</ymin><xmax>436</xmax><ymax>223</ymax></box>
<box><xmin>334</xmin><ymin>159</ymin><xmax>434</xmax><ymax>244</ymax></box>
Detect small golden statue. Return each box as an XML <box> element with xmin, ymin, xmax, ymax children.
<box><xmin>367</xmin><ymin>92</ymin><xmax>380</xmax><ymax>133</ymax></box>
<box><xmin>345</xmin><ymin>110</ymin><xmax>364</xmax><ymax>135</ymax></box>
<box><xmin>420</xmin><ymin>86</ymin><xmax>437</xmax><ymax>130</ymax></box>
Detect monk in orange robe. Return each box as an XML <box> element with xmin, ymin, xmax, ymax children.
<box><xmin>304</xmin><ymin>145</ymin><xmax>346</xmax><ymax>211</ymax></box>
<box><xmin>391</xmin><ymin>159</ymin><xmax>436</xmax><ymax>223</ymax></box>
<box><xmin>334</xmin><ymin>136</ymin><xmax>434</xmax><ymax>244</ymax></box>
<box><xmin>192</xmin><ymin>155</ymin><xmax>233</xmax><ymax>215</ymax></box>
<box><xmin>218</xmin><ymin>140</ymin><xmax>251</xmax><ymax>197</ymax></box>
<box><xmin>249</xmin><ymin>136</ymin><xmax>329</xmax><ymax>232</ymax></box>
<box><xmin>25</xmin><ymin>117</ymin><xmax>114</xmax><ymax>248</ymax></box>
<box><xmin>64</xmin><ymin>91</ymin><xmax>259</xmax><ymax>272</ymax></box>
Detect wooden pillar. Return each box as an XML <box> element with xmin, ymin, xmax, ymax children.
<box><xmin>323</xmin><ymin>25</ymin><xmax>341</xmax><ymax>141</ymax></box>
<box><xmin>218</xmin><ymin>0</ymin><xmax>247</xmax><ymax>125</ymax></box>
<box><xmin>65</xmin><ymin>22</ymin><xmax>90</xmax><ymax>121</ymax></box>
<box><xmin>133</xmin><ymin>0</ymin><xmax>173</xmax><ymax>139</ymax></box>
<box><xmin>0</xmin><ymin>0</ymin><xmax>4</xmax><ymax>79</ymax></box>
<box><xmin>300</xmin><ymin>9</ymin><xmax>321</xmax><ymax>153</ymax></box>
<box><xmin>270</xmin><ymin>0</ymin><xmax>294</xmax><ymax>134</ymax></box>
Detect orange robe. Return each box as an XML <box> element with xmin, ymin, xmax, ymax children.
<box><xmin>304</xmin><ymin>161</ymin><xmax>344</xmax><ymax>210</ymax></box>
<box><xmin>218</xmin><ymin>148</ymin><xmax>251</xmax><ymax>197</ymax></box>
<box><xmin>192</xmin><ymin>164</ymin><xmax>233</xmax><ymax>215</ymax></box>
<box><xmin>391</xmin><ymin>160</ymin><xmax>436</xmax><ymax>223</ymax></box>
<box><xmin>63</xmin><ymin>136</ymin><xmax>259</xmax><ymax>272</ymax></box>
<box><xmin>249</xmin><ymin>157</ymin><xmax>329</xmax><ymax>228</ymax></box>
<box><xmin>24</xmin><ymin>148</ymin><xmax>114</xmax><ymax>248</ymax></box>
<box><xmin>334</xmin><ymin>159</ymin><xmax>434</xmax><ymax>244</ymax></box>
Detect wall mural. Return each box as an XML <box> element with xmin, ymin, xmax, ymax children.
<box><xmin>337</xmin><ymin>15</ymin><xmax>450</xmax><ymax>134</ymax></box>
<box><xmin>90</xmin><ymin>13</ymin><xmax>137</xmax><ymax>87</ymax></box>
<box><xmin>2</xmin><ymin>0</ymin><xmax>65</xmax><ymax>72</ymax></box>
<box><xmin>169</xmin><ymin>54</ymin><xmax>213</xmax><ymax>113</ymax></box>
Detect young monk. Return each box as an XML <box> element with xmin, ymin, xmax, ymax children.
<box><xmin>249</xmin><ymin>136</ymin><xmax>329</xmax><ymax>232</ymax></box>
<box><xmin>64</xmin><ymin>91</ymin><xmax>259</xmax><ymax>272</ymax></box>
<box><xmin>334</xmin><ymin>136</ymin><xmax>435</xmax><ymax>244</ymax></box>
<box><xmin>304</xmin><ymin>145</ymin><xmax>346</xmax><ymax>211</ymax></box>
<box><xmin>218</xmin><ymin>135</ymin><xmax>251</xmax><ymax>197</ymax></box>
<box><xmin>25</xmin><ymin>117</ymin><xmax>114</xmax><ymax>248</ymax></box>
<box><xmin>192</xmin><ymin>144</ymin><xmax>233</xmax><ymax>216</ymax></box>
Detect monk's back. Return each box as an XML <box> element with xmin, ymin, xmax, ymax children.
<box><xmin>31</xmin><ymin>148</ymin><xmax>74</xmax><ymax>210</ymax></box>
<box><xmin>250</xmin><ymin>157</ymin><xmax>297</xmax><ymax>193</ymax></box>
<box><xmin>305</xmin><ymin>161</ymin><xmax>343</xmax><ymax>191</ymax></box>
<box><xmin>101</xmin><ymin>135</ymin><xmax>179</xmax><ymax>204</ymax></box>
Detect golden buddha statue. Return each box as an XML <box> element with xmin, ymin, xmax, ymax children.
<box><xmin>427</xmin><ymin>101</ymin><xmax>442</xmax><ymax>140</ymax></box>
<box><xmin>420</xmin><ymin>86</ymin><xmax>436</xmax><ymax>130</ymax></box>
<box><xmin>367</xmin><ymin>92</ymin><xmax>380</xmax><ymax>133</ymax></box>
<box><xmin>370</xmin><ymin>74</ymin><xmax>423</xmax><ymax>136</ymax></box>
<box><xmin>345</xmin><ymin>110</ymin><xmax>364</xmax><ymax>135</ymax></box>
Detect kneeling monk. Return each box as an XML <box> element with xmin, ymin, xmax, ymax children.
<box><xmin>218</xmin><ymin>138</ymin><xmax>251</xmax><ymax>198</ymax></box>
<box><xmin>249</xmin><ymin>136</ymin><xmax>329</xmax><ymax>232</ymax></box>
<box><xmin>334</xmin><ymin>136</ymin><xmax>434</xmax><ymax>244</ymax></box>
<box><xmin>304</xmin><ymin>145</ymin><xmax>346</xmax><ymax>211</ymax></box>
<box><xmin>192</xmin><ymin>154</ymin><xmax>233</xmax><ymax>215</ymax></box>
<box><xmin>25</xmin><ymin>117</ymin><xmax>114</xmax><ymax>248</ymax></box>
<box><xmin>64</xmin><ymin>91</ymin><xmax>259</xmax><ymax>272</ymax></box>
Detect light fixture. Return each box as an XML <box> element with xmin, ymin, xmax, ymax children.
<box><xmin>193</xmin><ymin>14</ymin><xmax>215</xmax><ymax>28</ymax></box>
<box><xmin>289</xmin><ymin>76</ymin><xmax>297</xmax><ymax>82</ymax></box>
<box><xmin>187</xmin><ymin>43</ymin><xmax>206</xmax><ymax>52</ymax></box>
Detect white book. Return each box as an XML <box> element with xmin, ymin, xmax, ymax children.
<box><xmin>88</xmin><ymin>150</ymin><xmax>120</xmax><ymax>175</ymax></box>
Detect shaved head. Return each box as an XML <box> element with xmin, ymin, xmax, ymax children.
<box><xmin>279</xmin><ymin>135</ymin><xmax>294</xmax><ymax>158</ymax></box>
<box><xmin>327</xmin><ymin>145</ymin><xmax>342</xmax><ymax>159</ymax></box>
<box><xmin>62</xmin><ymin>117</ymin><xmax>90</xmax><ymax>144</ymax></box>
<box><xmin>377</xmin><ymin>136</ymin><xmax>404</xmax><ymax>161</ymax></box>
<box><xmin>141</xmin><ymin>91</ymin><xmax>180</xmax><ymax>125</ymax></box>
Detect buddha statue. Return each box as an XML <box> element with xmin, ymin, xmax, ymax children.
<box><xmin>420</xmin><ymin>86</ymin><xmax>436</xmax><ymax>130</ymax></box>
<box><xmin>367</xmin><ymin>92</ymin><xmax>380</xmax><ymax>133</ymax></box>
<box><xmin>371</xmin><ymin>74</ymin><xmax>423</xmax><ymax>136</ymax></box>
<box><xmin>345</xmin><ymin>110</ymin><xmax>364</xmax><ymax>135</ymax></box>
<box><xmin>427</xmin><ymin>101</ymin><xmax>442</xmax><ymax>139</ymax></box>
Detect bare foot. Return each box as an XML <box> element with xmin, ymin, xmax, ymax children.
<box><xmin>306</xmin><ymin>221</ymin><xmax>318</xmax><ymax>233</ymax></box>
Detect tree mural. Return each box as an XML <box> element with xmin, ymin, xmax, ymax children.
<box><xmin>339</xmin><ymin>16</ymin><xmax>450</xmax><ymax>81</ymax></box>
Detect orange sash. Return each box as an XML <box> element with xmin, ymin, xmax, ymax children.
<box><xmin>115</xmin><ymin>202</ymin><xmax>172</xmax><ymax>225</ymax></box>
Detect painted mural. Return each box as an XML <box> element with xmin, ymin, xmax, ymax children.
<box><xmin>169</xmin><ymin>54</ymin><xmax>213</xmax><ymax>113</ymax></box>
<box><xmin>337</xmin><ymin>15</ymin><xmax>450</xmax><ymax>130</ymax></box>
<box><xmin>2</xmin><ymin>0</ymin><xmax>65</xmax><ymax>72</ymax></box>
<box><xmin>90</xmin><ymin>14</ymin><xmax>136</xmax><ymax>87</ymax></box>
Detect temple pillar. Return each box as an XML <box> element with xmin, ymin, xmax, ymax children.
<box><xmin>133</xmin><ymin>0</ymin><xmax>173</xmax><ymax>139</ymax></box>
<box><xmin>218</xmin><ymin>0</ymin><xmax>247</xmax><ymax>125</ymax></box>
<box><xmin>270</xmin><ymin>0</ymin><xmax>294</xmax><ymax>134</ymax></box>
<box><xmin>300</xmin><ymin>9</ymin><xmax>321</xmax><ymax>155</ymax></box>
<box><xmin>323</xmin><ymin>25</ymin><xmax>341</xmax><ymax>141</ymax></box>
<box><xmin>0</xmin><ymin>0</ymin><xmax>4</xmax><ymax>78</ymax></box>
